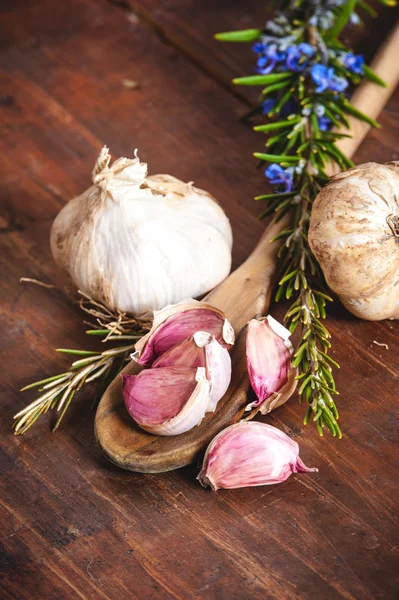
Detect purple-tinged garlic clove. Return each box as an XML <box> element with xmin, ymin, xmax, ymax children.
<box><xmin>122</xmin><ymin>366</ymin><xmax>213</xmax><ymax>436</ymax></box>
<box><xmin>153</xmin><ymin>331</ymin><xmax>231</xmax><ymax>408</ymax></box>
<box><xmin>198</xmin><ymin>421</ymin><xmax>317</xmax><ymax>491</ymax></box>
<box><xmin>134</xmin><ymin>300</ymin><xmax>235</xmax><ymax>367</ymax></box>
<box><xmin>245</xmin><ymin>315</ymin><xmax>297</xmax><ymax>416</ymax></box>
<box><xmin>151</xmin><ymin>333</ymin><xmax>207</xmax><ymax>369</ymax></box>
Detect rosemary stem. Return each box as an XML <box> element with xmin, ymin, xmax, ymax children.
<box><xmin>15</xmin><ymin>293</ymin><xmax>151</xmax><ymax>434</ymax></box>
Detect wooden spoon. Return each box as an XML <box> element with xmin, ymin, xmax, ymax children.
<box><xmin>95</xmin><ymin>24</ymin><xmax>399</xmax><ymax>473</ymax></box>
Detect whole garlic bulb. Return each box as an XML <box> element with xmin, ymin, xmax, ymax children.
<box><xmin>309</xmin><ymin>162</ymin><xmax>399</xmax><ymax>320</ymax></box>
<box><xmin>51</xmin><ymin>147</ymin><xmax>233</xmax><ymax>315</ymax></box>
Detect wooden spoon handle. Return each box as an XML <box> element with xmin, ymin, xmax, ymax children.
<box><xmin>204</xmin><ymin>213</ymin><xmax>290</xmax><ymax>333</ymax></box>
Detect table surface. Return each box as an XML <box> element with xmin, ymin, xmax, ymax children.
<box><xmin>1</xmin><ymin>1</ymin><xmax>398</xmax><ymax>599</ymax></box>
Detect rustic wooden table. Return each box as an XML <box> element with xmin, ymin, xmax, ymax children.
<box><xmin>1</xmin><ymin>1</ymin><xmax>398</xmax><ymax>599</ymax></box>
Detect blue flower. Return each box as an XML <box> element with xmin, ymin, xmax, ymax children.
<box><xmin>261</xmin><ymin>97</ymin><xmax>297</xmax><ymax>117</ymax></box>
<box><xmin>311</xmin><ymin>64</ymin><xmax>348</xmax><ymax>93</ymax></box>
<box><xmin>254</xmin><ymin>43</ymin><xmax>286</xmax><ymax>74</ymax></box>
<box><xmin>265</xmin><ymin>164</ymin><xmax>294</xmax><ymax>192</ymax></box>
<box><xmin>261</xmin><ymin>98</ymin><xmax>277</xmax><ymax>114</ymax></box>
<box><xmin>285</xmin><ymin>43</ymin><xmax>314</xmax><ymax>72</ymax></box>
<box><xmin>329</xmin><ymin>74</ymin><xmax>348</xmax><ymax>92</ymax></box>
<box><xmin>311</xmin><ymin>65</ymin><xmax>330</xmax><ymax>92</ymax></box>
<box><xmin>341</xmin><ymin>52</ymin><xmax>364</xmax><ymax>74</ymax></box>
<box><xmin>318</xmin><ymin>116</ymin><xmax>332</xmax><ymax>131</ymax></box>
<box><xmin>252</xmin><ymin>42</ymin><xmax>266</xmax><ymax>54</ymax></box>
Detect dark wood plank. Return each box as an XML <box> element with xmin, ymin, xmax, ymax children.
<box><xmin>121</xmin><ymin>0</ymin><xmax>398</xmax><ymax>100</ymax></box>
<box><xmin>0</xmin><ymin>0</ymin><xmax>398</xmax><ymax>599</ymax></box>
<box><xmin>0</xmin><ymin>0</ymin><xmax>268</xmax><ymax>267</ymax></box>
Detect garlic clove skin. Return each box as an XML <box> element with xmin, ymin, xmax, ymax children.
<box><xmin>200</xmin><ymin>332</ymin><xmax>232</xmax><ymax>409</ymax></box>
<box><xmin>51</xmin><ymin>148</ymin><xmax>233</xmax><ymax>316</ymax></box>
<box><xmin>135</xmin><ymin>300</ymin><xmax>235</xmax><ymax>367</ymax></box>
<box><xmin>198</xmin><ymin>422</ymin><xmax>317</xmax><ymax>491</ymax></box>
<box><xmin>122</xmin><ymin>366</ymin><xmax>212</xmax><ymax>436</ymax></box>
<box><xmin>245</xmin><ymin>316</ymin><xmax>296</xmax><ymax>415</ymax></box>
<box><xmin>152</xmin><ymin>331</ymin><xmax>232</xmax><ymax>408</ymax></box>
<box><xmin>243</xmin><ymin>369</ymin><xmax>298</xmax><ymax>421</ymax></box>
<box><xmin>309</xmin><ymin>161</ymin><xmax>399</xmax><ymax>320</ymax></box>
<box><xmin>145</xmin><ymin>174</ymin><xmax>233</xmax><ymax>246</ymax></box>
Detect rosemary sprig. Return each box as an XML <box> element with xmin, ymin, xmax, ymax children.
<box><xmin>275</xmin><ymin>170</ymin><xmax>342</xmax><ymax>437</ymax></box>
<box><xmin>14</xmin><ymin>292</ymin><xmax>150</xmax><ymax>434</ymax></box>
<box><xmin>217</xmin><ymin>0</ymin><xmax>394</xmax><ymax>436</ymax></box>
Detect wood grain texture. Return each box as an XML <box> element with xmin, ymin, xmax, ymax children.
<box><xmin>1</xmin><ymin>0</ymin><xmax>399</xmax><ymax>599</ymax></box>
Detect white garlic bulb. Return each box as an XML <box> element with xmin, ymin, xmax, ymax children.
<box><xmin>51</xmin><ymin>147</ymin><xmax>233</xmax><ymax>315</ymax></box>
<box><xmin>309</xmin><ymin>162</ymin><xmax>399</xmax><ymax>320</ymax></box>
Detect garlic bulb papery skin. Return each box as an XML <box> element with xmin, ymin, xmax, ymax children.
<box><xmin>245</xmin><ymin>316</ymin><xmax>297</xmax><ymax>417</ymax></box>
<box><xmin>198</xmin><ymin>422</ymin><xmax>317</xmax><ymax>491</ymax></box>
<box><xmin>122</xmin><ymin>366</ymin><xmax>213</xmax><ymax>436</ymax></box>
<box><xmin>153</xmin><ymin>331</ymin><xmax>232</xmax><ymax>408</ymax></box>
<box><xmin>51</xmin><ymin>147</ymin><xmax>233</xmax><ymax>316</ymax></box>
<box><xmin>309</xmin><ymin>162</ymin><xmax>399</xmax><ymax>320</ymax></box>
<box><xmin>134</xmin><ymin>300</ymin><xmax>235</xmax><ymax>367</ymax></box>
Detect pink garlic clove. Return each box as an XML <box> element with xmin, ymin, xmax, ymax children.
<box><xmin>198</xmin><ymin>422</ymin><xmax>317</xmax><ymax>491</ymax></box>
<box><xmin>245</xmin><ymin>315</ymin><xmax>297</xmax><ymax>416</ymax></box>
<box><xmin>134</xmin><ymin>300</ymin><xmax>235</xmax><ymax>367</ymax></box>
<box><xmin>122</xmin><ymin>366</ymin><xmax>212</xmax><ymax>436</ymax></box>
<box><xmin>151</xmin><ymin>333</ymin><xmax>207</xmax><ymax>369</ymax></box>
<box><xmin>153</xmin><ymin>331</ymin><xmax>232</xmax><ymax>408</ymax></box>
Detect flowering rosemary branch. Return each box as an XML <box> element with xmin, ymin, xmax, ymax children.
<box><xmin>217</xmin><ymin>0</ymin><xmax>394</xmax><ymax>437</ymax></box>
<box><xmin>14</xmin><ymin>292</ymin><xmax>150</xmax><ymax>434</ymax></box>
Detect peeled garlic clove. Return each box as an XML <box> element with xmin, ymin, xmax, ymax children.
<box><xmin>245</xmin><ymin>315</ymin><xmax>296</xmax><ymax>416</ymax></box>
<box><xmin>198</xmin><ymin>422</ymin><xmax>317</xmax><ymax>491</ymax></box>
<box><xmin>122</xmin><ymin>366</ymin><xmax>212</xmax><ymax>436</ymax></box>
<box><xmin>135</xmin><ymin>299</ymin><xmax>235</xmax><ymax>367</ymax></box>
<box><xmin>153</xmin><ymin>331</ymin><xmax>232</xmax><ymax>408</ymax></box>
